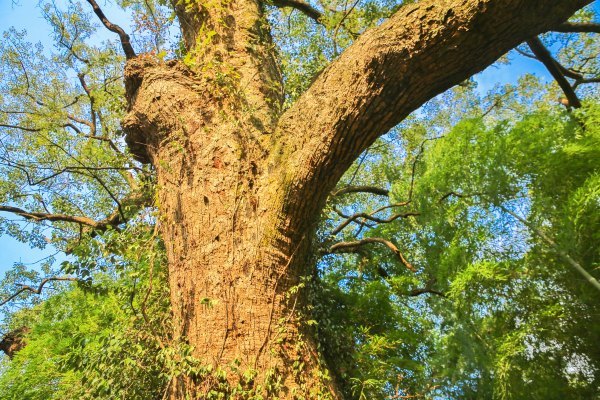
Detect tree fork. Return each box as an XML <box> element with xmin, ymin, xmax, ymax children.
<box><xmin>117</xmin><ymin>0</ymin><xmax>592</xmax><ymax>398</ymax></box>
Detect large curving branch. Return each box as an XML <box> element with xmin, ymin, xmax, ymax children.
<box><xmin>271</xmin><ymin>0</ymin><xmax>323</xmax><ymax>22</ymax></box>
<box><xmin>269</xmin><ymin>0</ymin><xmax>592</xmax><ymax>240</ymax></box>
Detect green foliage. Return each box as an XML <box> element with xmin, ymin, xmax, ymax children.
<box><xmin>317</xmin><ymin>88</ymin><xmax>600</xmax><ymax>398</ymax></box>
<box><xmin>0</xmin><ymin>219</ymin><xmax>173</xmax><ymax>399</ymax></box>
<box><xmin>269</xmin><ymin>0</ymin><xmax>412</xmax><ymax>105</ymax></box>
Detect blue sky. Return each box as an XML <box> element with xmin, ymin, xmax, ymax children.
<box><xmin>0</xmin><ymin>0</ymin><xmax>597</xmax><ymax>278</ymax></box>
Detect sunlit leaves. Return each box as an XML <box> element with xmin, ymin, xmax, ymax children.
<box><xmin>317</xmin><ymin>81</ymin><xmax>600</xmax><ymax>397</ymax></box>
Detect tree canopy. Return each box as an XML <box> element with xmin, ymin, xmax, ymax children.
<box><xmin>0</xmin><ymin>0</ymin><xmax>599</xmax><ymax>399</ymax></box>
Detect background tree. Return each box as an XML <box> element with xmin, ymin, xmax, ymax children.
<box><xmin>0</xmin><ymin>0</ymin><xmax>598</xmax><ymax>398</ymax></box>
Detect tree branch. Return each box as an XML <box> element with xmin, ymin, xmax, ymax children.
<box><xmin>497</xmin><ymin>205</ymin><xmax>600</xmax><ymax>293</ymax></box>
<box><xmin>271</xmin><ymin>0</ymin><xmax>323</xmax><ymax>23</ymax></box>
<box><xmin>0</xmin><ymin>277</ymin><xmax>78</xmax><ymax>307</ymax></box>
<box><xmin>573</xmin><ymin>76</ymin><xmax>600</xmax><ymax>89</ymax></box>
<box><xmin>0</xmin><ymin>123</ymin><xmax>41</xmax><ymax>132</ymax></box>
<box><xmin>331</xmin><ymin>185</ymin><xmax>389</xmax><ymax>197</ymax></box>
<box><xmin>438</xmin><ymin>191</ymin><xmax>486</xmax><ymax>203</ymax></box>
<box><xmin>85</xmin><ymin>0</ymin><xmax>136</xmax><ymax>59</ymax></box>
<box><xmin>408</xmin><ymin>287</ymin><xmax>446</xmax><ymax>298</ymax></box>
<box><xmin>77</xmin><ymin>73</ymin><xmax>97</xmax><ymax>136</ymax></box>
<box><xmin>526</xmin><ymin>36</ymin><xmax>581</xmax><ymax>109</ymax></box>
<box><xmin>0</xmin><ymin>155</ymin><xmax>142</xmax><ymax>187</ymax></box>
<box><xmin>331</xmin><ymin>207</ymin><xmax>419</xmax><ymax>235</ymax></box>
<box><xmin>553</xmin><ymin>22</ymin><xmax>600</xmax><ymax>34</ymax></box>
<box><xmin>0</xmin><ymin>205</ymin><xmax>109</xmax><ymax>228</ymax></box>
<box><xmin>0</xmin><ymin>191</ymin><xmax>149</xmax><ymax>232</ymax></box>
<box><xmin>329</xmin><ymin>238</ymin><xmax>416</xmax><ymax>272</ymax></box>
<box><xmin>271</xmin><ymin>0</ymin><xmax>592</xmax><ymax>240</ymax></box>
<box><xmin>407</xmin><ymin>136</ymin><xmax>444</xmax><ymax>201</ymax></box>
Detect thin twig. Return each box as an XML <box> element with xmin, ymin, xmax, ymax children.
<box><xmin>0</xmin><ymin>277</ymin><xmax>78</xmax><ymax>306</ymax></box>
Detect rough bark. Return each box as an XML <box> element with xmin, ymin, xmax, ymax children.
<box><xmin>120</xmin><ymin>0</ymin><xmax>591</xmax><ymax>398</ymax></box>
<box><xmin>0</xmin><ymin>327</ymin><xmax>29</xmax><ymax>359</ymax></box>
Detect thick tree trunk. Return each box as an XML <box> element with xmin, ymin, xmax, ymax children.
<box><xmin>122</xmin><ymin>1</ymin><xmax>340</xmax><ymax>397</ymax></box>
<box><xmin>122</xmin><ymin>56</ymin><xmax>335</xmax><ymax>397</ymax></box>
<box><xmin>121</xmin><ymin>0</ymin><xmax>591</xmax><ymax>398</ymax></box>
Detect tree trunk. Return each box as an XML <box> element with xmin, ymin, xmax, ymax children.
<box><xmin>120</xmin><ymin>0</ymin><xmax>591</xmax><ymax>398</ymax></box>
<box><xmin>122</xmin><ymin>1</ymin><xmax>341</xmax><ymax>397</ymax></box>
<box><xmin>122</xmin><ymin>56</ymin><xmax>336</xmax><ymax>397</ymax></box>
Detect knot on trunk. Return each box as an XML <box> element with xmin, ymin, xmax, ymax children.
<box><xmin>122</xmin><ymin>112</ymin><xmax>153</xmax><ymax>164</ymax></box>
<box><xmin>122</xmin><ymin>57</ymin><xmax>210</xmax><ymax>165</ymax></box>
<box><xmin>0</xmin><ymin>326</ymin><xmax>29</xmax><ymax>359</ymax></box>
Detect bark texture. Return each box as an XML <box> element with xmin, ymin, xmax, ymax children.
<box><xmin>120</xmin><ymin>0</ymin><xmax>591</xmax><ymax>398</ymax></box>
<box><xmin>0</xmin><ymin>327</ymin><xmax>29</xmax><ymax>359</ymax></box>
